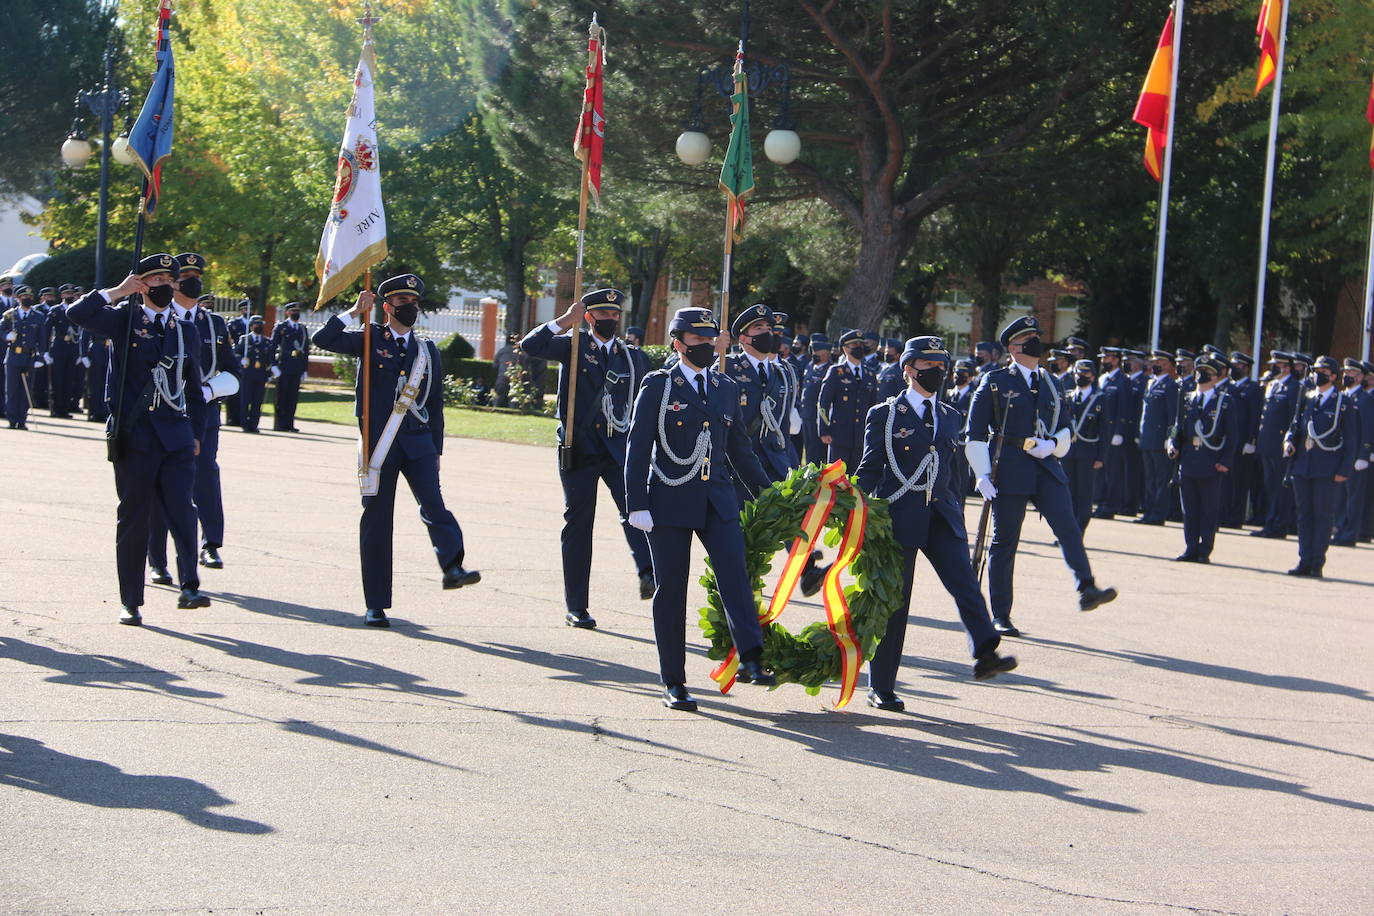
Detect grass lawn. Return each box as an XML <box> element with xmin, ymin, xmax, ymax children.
<box><xmin>261</xmin><ymin>388</ymin><xmax>559</xmax><ymax>448</ymax></box>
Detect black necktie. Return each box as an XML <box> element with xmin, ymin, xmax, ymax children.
<box><xmin>154</xmin><ymin>313</ymin><xmax>165</xmax><ymax>337</ymax></box>
<box><xmin>696</xmin><ymin>372</ymin><xmax>708</xmax><ymax>402</ymax></box>
<box><xmin>398</xmin><ymin>336</ymin><xmax>408</xmax><ymax>358</ymax></box>
<box><xmin>920</xmin><ymin>399</ymin><xmax>933</xmax><ymax>434</ymax></box>
<box><xmin>759</xmin><ymin>362</ymin><xmax>769</xmax><ymax>388</ymax></box>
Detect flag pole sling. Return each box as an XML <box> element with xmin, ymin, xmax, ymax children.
<box><xmin>561</xmin><ymin>27</ymin><xmax>597</xmax><ymax>473</ymax></box>
<box><xmin>1148</xmin><ymin>1</ymin><xmax>1183</xmax><ymax>354</ymax></box>
<box><xmin>1251</xmin><ymin>0</ymin><xmax>1290</xmax><ymax>380</ymax></box>
<box><xmin>1362</xmin><ymin>167</ymin><xmax>1374</xmax><ymax>363</ymax></box>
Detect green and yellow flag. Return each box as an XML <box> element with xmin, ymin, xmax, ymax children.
<box><xmin>719</xmin><ymin>45</ymin><xmax>754</xmax><ymax>242</ymax></box>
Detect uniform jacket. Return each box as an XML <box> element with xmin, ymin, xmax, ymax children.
<box><xmin>1257</xmin><ymin>374</ymin><xmax>1301</xmax><ymax>455</ymax></box>
<box><xmin>1231</xmin><ymin>376</ymin><xmax>1263</xmax><ymax>443</ymax></box>
<box><xmin>1</xmin><ymin>307</ymin><xmax>45</xmax><ymax>363</ymax></box>
<box><xmin>1123</xmin><ymin>371</ymin><xmax>1147</xmax><ymax>443</ymax></box>
<box><xmin>1173</xmin><ymin>388</ymin><xmax>1240</xmax><ymax>479</ymax></box>
<box><xmin>965</xmin><ymin>364</ymin><xmax>1070</xmax><ymax>495</ymax></box>
<box><xmin>817</xmin><ymin>361</ymin><xmax>878</xmax><ymax>447</ymax></box>
<box><xmin>1064</xmin><ymin>383</ymin><xmax>1112</xmax><ymax>465</ymax></box>
<box><xmin>520</xmin><ymin>323</ymin><xmax>643</xmax><ymax>463</ymax></box>
<box><xmin>182</xmin><ymin>309</ymin><xmax>240</xmax><ymax>383</ymax></box>
<box><xmin>1286</xmin><ymin>387</ymin><xmax>1360</xmax><ymax>480</ymax></box>
<box><xmin>44</xmin><ymin>306</ymin><xmax>80</xmax><ymax>360</ymax></box>
<box><xmin>724</xmin><ymin>352</ymin><xmax>799</xmax><ymax>477</ymax></box>
<box><xmin>226</xmin><ymin>315</ymin><xmax>249</xmax><ymax>344</ymax></box>
<box><xmin>313</xmin><ymin>315</ymin><xmax>446</xmax><ymax>458</ymax></box>
<box><xmin>855</xmin><ymin>394</ymin><xmax>967</xmax><ymax>549</ymax></box>
<box><xmin>66</xmin><ymin>291</ymin><xmax>207</xmax><ymax>451</ymax></box>
<box><xmin>237</xmin><ymin>332</ymin><xmax>275</xmax><ymax>377</ymax></box>
<box><xmin>624</xmin><ymin>366</ymin><xmax>770</xmax><ymax>529</ymax></box>
<box><xmin>1095</xmin><ymin>368</ymin><xmax>1129</xmax><ymax>440</ymax></box>
<box><xmin>876</xmin><ymin>362</ymin><xmax>904</xmax><ymax>403</ymax></box>
<box><xmin>1138</xmin><ymin>373</ymin><xmax>1179</xmax><ymax>451</ymax></box>
<box><xmin>270</xmin><ymin>320</ymin><xmax>311</xmax><ymax>374</ymax></box>
<box><xmin>800</xmin><ymin>359</ymin><xmax>832</xmax><ymax>421</ymax></box>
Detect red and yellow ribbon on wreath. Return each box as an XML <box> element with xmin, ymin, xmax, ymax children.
<box><xmin>710</xmin><ymin>460</ymin><xmax>869</xmax><ymax>708</ymax></box>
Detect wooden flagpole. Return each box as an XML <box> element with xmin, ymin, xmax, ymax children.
<box><xmin>1147</xmin><ymin>1</ymin><xmax>1183</xmax><ymax>354</ymax></box>
<box><xmin>718</xmin><ymin>199</ymin><xmax>735</xmax><ymax>372</ymax></box>
<box><xmin>1250</xmin><ymin>0</ymin><xmax>1291</xmax><ymax>380</ymax></box>
<box><xmin>561</xmin><ymin>18</ymin><xmax>599</xmax><ymax>472</ymax></box>
<box><xmin>362</xmin><ymin>269</ymin><xmax>372</xmax><ymax>471</ymax></box>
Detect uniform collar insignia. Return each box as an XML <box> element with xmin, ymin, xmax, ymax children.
<box><xmin>710</xmin><ymin>375</ymin><xmax>719</xmax><ymax>387</ymax></box>
<box><xmin>673</xmin><ymin>375</ymin><xmax>685</xmax><ymax>386</ymax></box>
<box><xmin>896</xmin><ymin>403</ymin><xmax>908</xmax><ymax>413</ymax></box>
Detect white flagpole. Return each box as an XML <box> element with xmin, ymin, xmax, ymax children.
<box><xmin>1250</xmin><ymin>0</ymin><xmax>1291</xmax><ymax>381</ymax></box>
<box><xmin>1149</xmin><ymin>1</ymin><xmax>1183</xmax><ymax>354</ymax></box>
<box><xmin>1362</xmin><ymin>169</ymin><xmax>1374</xmax><ymax>362</ymax></box>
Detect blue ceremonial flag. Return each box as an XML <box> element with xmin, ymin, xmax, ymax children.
<box><xmin>128</xmin><ymin>0</ymin><xmax>175</xmax><ymax>217</ymax></box>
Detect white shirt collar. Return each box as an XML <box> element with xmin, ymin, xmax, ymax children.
<box><xmin>904</xmin><ymin>387</ymin><xmax>936</xmax><ymax>413</ymax></box>
<box><xmin>1013</xmin><ymin>360</ymin><xmax>1037</xmax><ymax>387</ymax></box>
<box><xmin>175</xmin><ymin>304</ymin><xmax>195</xmax><ymax>321</ymax></box>
<box><xmin>143</xmin><ymin>304</ymin><xmax>170</xmax><ymax>324</ymax></box>
<box><xmin>677</xmin><ymin>361</ymin><xmax>709</xmax><ymax>389</ymax></box>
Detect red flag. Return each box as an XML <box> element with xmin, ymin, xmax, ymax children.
<box><xmin>572</xmin><ymin>20</ymin><xmax>605</xmax><ymax>204</ymax></box>
<box><xmin>1255</xmin><ymin>0</ymin><xmax>1283</xmax><ymax>94</ymax></box>
<box><xmin>1366</xmin><ymin>73</ymin><xmax>1374</xmax><ymax>170</ymax></box>
<box><xmin>1133</xmin><ymin>11</ymin><xmax>1175</xmax><ymax>182</ymax></box>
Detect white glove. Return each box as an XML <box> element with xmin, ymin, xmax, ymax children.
<box><xmin>1242</xmin><ymin>442</ymin><xmax>1256</xmax><ymax>455</ymax></box>
<box><xmin>975</xmin><ymin>476</ymin><xmax>998</xmax><ymax>501</ymax></box>
<box><xmin>32</xmin><ymin>360</ymin><xmax>43</xmax><ymax>369</ymax></box>
<box><xmin>79</xmin><ymin>356</ymin><xmax>91</xmax><ymax>368</ymax></box>
<box><xmin>1111</xmin><ymin>434</ymin><xmax>1124</xmax><ymax>446</ymax></box>
<box><xmin>300</xmin><ymin>371</ymin><xmax>308</xmax><ymax>382</ymax></box>
<box><xmin>1166</xmin><ymin>440</ymin><xmax>1178</xmax><ymax>460</ymax></box>
<box><xmin>270</xmin><ymin>365</ymin><xmax>282</xmax><ymax>379</ymax></box>
<box><xmin>1356</xmin><ymin>459</ymin><xmax>1370</xmax><ymax>472</ymax></box>
<box><xmin>42</xmin><ymin>352</ymin><xmax>53</xmax><ymax>365</ymax></box>
<box><xmin>4</xmin><ymin>331</ymin><xmax>14</xmax><ymax>342</ymax></box>
<box><xmin>1027</xmin><ymin>437</ymin><xmax>1056</xmax><ymax>459</ymax></box>
<box><xmin>628</xmin><ymin>510</ymin><xmax>654</xmax><ymax>532</ymax></box>
<box><xmin>789</xmin><ymin>406</ymin><xmax>802</xmax><ymax>435</ymax></box>
<box><xmin>201</xmin><ymin>385</ymin><xmax>214</xmax><ymax>402</ymax></box>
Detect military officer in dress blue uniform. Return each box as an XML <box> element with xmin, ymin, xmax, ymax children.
<box><xmin>0</xmin><ymin>278</ymin><xmax>13</xmax><ymax>408</ymax></box>
<box><xmin>625</xmin><ymin>325</ymin><xmax>645</xmax><ymax>348</ymax></box>
<box><xmin>817</xmin><ymin>329</ymin><xmax>878</xmax><ymax>471</ymax></box>
<box><xmin>1176</xmin><ymin>348</ymin><xmax>1197</xmax><ymax>394</ymax></box>
<box><xmin>944</xmin><ymin>358</ymin><xmax>977</xmax><ymax>504</ymax></box>
<box><xmin>1120</xmin><ymin>348</ymin><xmax>1148</xmax><ymax>516</ymax></box>
<box><xmin>1330</xmin><ymin>359</ymin><xmax>1371</xmax><ymax>547</ymax></box>
<box><xmin>800</xmin><ymin>333</ymin><xmax>832</xmax><ymax>464</ymax></box>
<box><xmin>724</xmin><ymin>303</ymin><xmax>801</xmax><ymax>483</ymax></box>
<box><xmin>965</xmin><ymin>316</ymin><xmax>1118</xmax><ymax>636</ymax></box>
<box><xmin>236</xmin><ymin>314</ymin><xmax>273</xmax><ymax>433</ymax></box>
<box><xmin>1283</xmin><ymin>356</ymin><xmax>1360</xmax><ymax>578</ymax></box>
<box><xmin>1226</xmin><ymin>351</ymin><xmax>1265</xmax><ymax>528</ymax></box>
<box><xmin>624</xmin><ymin>307</ymin><xmax>777</xmax><ymax>711</ymax></box>
<box><xmin>1166</xmin><ymin>353</ymin><xmax>1239</xmax><ymax>563</ymax></box>
<box><xmin>223</xmin><ymin>299</ymin><xmax>250</xmax><ymax>428</ymax></box>
<box><xmin>269</xmin><ymin>302</ymin><xmax>310</xmax><ymax>432</ymax></box>
<box><xmin>521</xmin><ymin>288</ymin><xmax>656</xmax><ymax>628</ymax></box>
<box><xmin>78</xmin><ymin>321</ymin><xmax>110</xmax><ymax>423</ymax></box>
<box><xmin>1251</xmin><ymin>350</ymin><xmax>1300</xmax><ymax>539</ymax></box>
<box><xmin>974</xmin><ymin>340</ymin><xmax>1002</xmax><ymax>376</ymax></box>
<box><xmin>66</xmin><ymin>255</ymin><xmax>212</xmax><ymax>624</ymax></box>
<box><xmin>1064</xmin><ymin>336</ymin><xmax>1088</xmax><ymax>363</ymax></box>
<box><xmin>30</xmin><ymin>287</ymin><xmax>57</xmax><ymax>410</ymax></box>
<box><xmin>1</xmin><ymin>286</ymin><xmax>45</xmax><ymax>429</ymax></box>
<box><xmin>1360</xmin><ymin>361</ymin><xmax>1374</xmax><ymax>542</ymax></box>
<box><xmin>1135</xmin><ymin>349</ymin><xmax>1180</xmax><ymax>526</ymax></box>
<box><xmin>1091</xmin><ymin>346</ymin><xmax>1130</xmax><ymax>519</ymax></box>
<box><xmin>43</xmin><ymin>288</ymin><xmax>81</xmax><ymax>417</ymax></box>
<box><xmin>313</xmin><ymin>273</ymin><xmax>479</xmax><ymax>627</ymax></box>
<box><xmin>856</xmin><ymin>336</ymin><xmax>1018</xmax><ymax>711</ymax></box>
<box><xmin>1062</xmin><ymin>359</ymin><xmax>1112</xmax><ymax>533</ymax></box>
<box><xmin>1048</xmin><ymin>348</ymin><xmax>1074</xmax><ymax>394</ymax></box>
<box><xmin>860</xmin><ymin>330</ymin><xmax>882</xmax><ymax>373</ymax></box>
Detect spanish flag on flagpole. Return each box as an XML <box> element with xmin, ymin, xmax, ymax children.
<box><xmin>1133</xmin><ymin>11</ymin><xmax>1176</xmax><ymax>182</ymax></box>
<box><xmin>1255</xmin><ymin>0</ymin><xmax>1284</xmax><ymax>94</ymax></box>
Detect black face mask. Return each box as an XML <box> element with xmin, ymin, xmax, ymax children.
<box><xmin>19</xmin><ymin>297</ymin><xmax>33</xmax><ymax>308</ymax></box>
<box><xmin>593</xmin><ymin>317</ymin><xmax>619</xmax><ymax>340</ymax></box>
<box><xmin>1100</xmin><ymin>360</ymin><xmax>1115</xmax><ymax>373</ymax></box>
<box><xmin>1314</xmin><ymin>371</ymin><xmax>1331</xmax><ymax>387</ymax></box>
<box><xmin>249</xmin><ymin>324</ymin><xmax>265</xmax><ymax>335</ymax></box>
<box><xmin>1019</xmin><ymin>336</ymin><xmax>1044</xmax><ymax>358</ymax></box>
<box><xmin>1230</xmin><ymin>366</ymin><xmax>1246</xmax><ymax>381</ymax></box>
<box><xmin>955</xmin><ymin>372</ymin><xmax>972</xmax><ymax>386</ymax></box>
<box><xmin>912</xmin><ymin>365</ymin><xmax>946</xmax><ymax>392</ymax></box>
<box><xmin>865</xmin><ymin>343</ymin><xmax>878</xmax><ymax>355</ymax></box>
<box><xmin>179</xmin><ymin>276</ymin><xmax>203</xmax><ymax>298</ymax></box>
<box><xmin>146</xmin><ymin>285</ymin><xmax>175</xmax><ymax>309</ymax></box>
<box><xmin>750</xmin><ymin>331</ymin><xmax>778</xmax><ymax>354</ymax></box>
<box><xmin>681</xmin><ymin>341</ymin><xmax>716</xmax><ymax>370</ymax></box>
<box><xmin>1344</xmin><ymin>375</ymin><xmax>1359</xmax><ymax>389</ymax></box>
<box><xmin>391</xmin><ymin>302</ymin><xmax>420</xmax><ymax>327</ymax></box>
<box><xmin>846</xmin><ymin>346</ymin><xmax>865</xmax><ymax>361</ymax></box>
<box><xmin>286</xmin><ymin>312</ymin><xmax>301</xmax><ymax>323</ymax></box>
<box><xmin>1150</xmin><ymin>364</ymin><xmax>1162</xmax><ymax>376</ymax></box>
<box><xmin>1197</xmin><ymin>369</ymin><xmax>1215</xmax><ymax>384</ymax></box>
<box><xmin>1076</xmin><ymin>375</ymin><xmax>1094</xmax><ymax>388</ymax></box>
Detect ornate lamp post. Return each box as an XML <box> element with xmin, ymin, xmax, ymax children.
<box><xmin>58</xmin><ymin>44</ymin><xmax>129</xmax><ymax>287</ymax></box>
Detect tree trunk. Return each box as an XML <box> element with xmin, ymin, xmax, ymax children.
<box><xmin>256</xmin><ymin>234</ymin><xmax>277</xmax><ymax>315</ymax></box>
<box><xmin>503</xmin><ymin>242</ymin><xmax>526</xmax><ymax>336</ymax></box>
<box><xmin>807</xmin><ymin>286</ymin><xmax>830</xmax><ymax>335</ymax></box>
<box><xmin>1212</xmin><ymin>299</ymin><xmax>1235</xmax><ymax>352</ymax></box>
<box><xmin>826</xmin><ymin>215</ymin><xmax>917</xmax><ymax>336</ymax></box>
<box><xmin>971</xmin><ymin>262</ymin><xmax>1006</xmax><ymax>346</ymax></box>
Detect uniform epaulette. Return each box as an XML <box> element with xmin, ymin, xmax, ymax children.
<box><xmin>2</xmin><ymin>307</ymin><xmax>14</xmax><ymax>320</ymax></box>
<box><xmin>644</xmin><ymin>367</ymin><xmax>670</xmax><ymax>381</ymax></box>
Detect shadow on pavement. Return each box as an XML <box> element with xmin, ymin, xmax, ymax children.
<box><xmin>0</xmin><ymin>733</ymin><xmax>273</xmax><ymax>834</ymax></box>
<box><xmin>0</xmin><ymin>637</ymin><xmax>224</xmax><ymax>699</ymax></box>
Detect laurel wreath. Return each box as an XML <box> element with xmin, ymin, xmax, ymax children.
<box><xmin>697</xmin><ymin>464</ymin><xmax>905</xmax><ymax>693</ymax></box>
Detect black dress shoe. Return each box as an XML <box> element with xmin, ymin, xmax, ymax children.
<box><xmin>1248</xmin><ymin>528</ymin><xmax>1270</xmax><ymax>537</ymax></box>
<box><xmin>1091</xmin><ymin>509</ymin><xmax>1115</xmax><ymax>520</ymax></box>
<box><xmin>663</xmin><ymin>683</ymin><xmax>698</xmax><ymax>711</ymax></box>
<box><xmin>177</xmin><ymin>587</ymin><xmax>211</xmax><ymax>609</ymax></box>
<box><xmin>1331</xmin><ymin>539</ymin><xmax>1357</xmax><ymax>548</ymax></box>
<box><xmin>118</xmin><ymin>606</ymin><xmax>142</xmax><ymax>626</ymax></box>
<box><xmin>199</xmin><ymin>547</ymin><xmax>223</xmax><ymax>569</ymax></box>
<box><xmin>1079</xmin><ymin>584</ymin><xmax>1117</xmax><ymax>612</ymax></box>
<box><xmin>866</xmin><ymin>689</ymin><xmax>905</xmax><ymax>711</ymax></box>
<box><xmin>364</xmin><ymin>608</ymin><xmax>390</xmax><ymax>627</ymax></box>
<box><xmin>736</xmin><ymin>658</ymin><xmax>776</xmax><ymax>687</ymax></box>
<box><xmin>1173</xmin><ymin>552</ymin><xmax>1199</xmax><ymax>563</ymax></box>
<box><xmin>149</xmin><ymin>566</ymin><xmax>174</xmax><ymax>586</ymax></box>
<box><xmin>798</xmin><ymin>551</ymin><xmax>827</xmax><ymax>597</ymax></box>
<box><xmin>639</xmin><ymin>572</ymin><xmax>655</xmax><ymax>600</ymax></box>
<box><xmin>992</xmin><ymin>616</ymin><xmax>1021</xmax><ymax>637</ymax></box>
<box><xmin>442</xmin><ymin>563</ymin><xmax>481</xmax><ymax>589</ymax></box>
<box><xmin>973</xmin><ymin>652</ymin><xmax>1019</xmax><ymax>681</ymax></box>
<box><xmin>1286</xmin><ymin>565</ymin><xmax>1310</xmax><ymax>577</ymax></box>
<box><xmin>564</xmin><ymin>609</ymin><xmax>597</xmax><ymax>629</ymax></box>
<box><xmin>1135</xmin><ymin>517</ymin><xmax>1165</xmax><ymax>526</ymax></box>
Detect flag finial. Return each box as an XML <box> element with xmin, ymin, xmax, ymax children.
<box><xmin>358</xmin><ymin>1</ymin><xmax>381</xmax><ymax>39</ymax></box>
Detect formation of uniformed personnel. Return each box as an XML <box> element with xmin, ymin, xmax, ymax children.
<box><xmin>2</xmin><ymin>286</ymin><xmax>45</xmax><ymax>429</ymax></box>
<box><xmin>1283</xmin><ymin>355</ymin><xmax>1360</xmax><ymax>578</ymax></box>
<box><xmin>624</xmin><ymin>307</ymin><xmax>776</xmax><ymax>711</ymax></box>
<box><xmin>67</xmin><ymin>254</ymin><xmax>212</xmax><ymax>624</ymax></box>
<box><xmin>237</xmin><ymin>314</ymin><xmax>272</xmax><ymax>433</ymax></box>
<box><xmin>312</xmin><ymin>273</ymin><xmax>480</xmax><ymax>627</ymax></box>
<box><xmin>817</xmin><ymin>329</ymin><xmax>878</xmax><ymax>471</ymax></box>
<box><xmin>1062</xmin><ymin>359</ymin><xmax>1111</xmax><ymax>532</ymax></box>
<box><xmin>43</xmin><ymin>286</ymin><xmax>82</xmax><ymax>417</ymax></box>
<box><xmin>224</xmin><ymin>299</ymin><xmax>251</xmax><ymax>427</ymax></box>
<box><xmin>521</xmin><ymin>287</ymin><xmax>655</xmax><ymax>629</ymax></box>
<box><xmin>799</xmin><ymin>333</ymin><xmax>832</xmax><ymax>464</ymax></box>
<box><xmin>1331</xmin><ymin>359</ymin><xmax>1373</xmax><ymax>547</ymax></box>
<box><xmin>855</xmin><ymin>336</ymin><xmax>1018</xmax><ymax>712</ymax></box>
<box><xmin>1136</xmin><ymin>349</ymin><xmax>1180</xmax><ymax>526</ymax></box>
<box><xmin>1091</xmin><ymin>346</ymin><xmax>1130</xmax><ymax>519</ymax></box>
<box><xmin>1223</xmin><ymin>351</ymin><xmax>1264</xmax><ymax>528</ymax></box>
<box><xmin>1251</xmin><ymin>350</ymin><xmax>1302</xmax><ymax>538</ymax></box>
<box><xmin>944</xmin><ymin>358</ymin><xmax>977</xmax><ymax>503</ymax></box>
<box><xmin>269</xmin><ymin>302</ymin><xmax>310</xmax><ymax>432</ymax></box>
<box><xmin>965</xmin><ymin>316</ymin><xmax>1118</xmax><ymax>636</ymax></box>
<box><xmin>1167</xmin><ymin>353</ymin><xmax>1239</xmax><ymax>563</ymax></box>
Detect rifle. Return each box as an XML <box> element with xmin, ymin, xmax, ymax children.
<box><xmin>972</xmin><ymin>387</ymin><xmax>1011</xmax><ymax>583</ymax></box>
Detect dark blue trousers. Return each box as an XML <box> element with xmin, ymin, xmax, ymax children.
<box><xmin>149</xmin><ymin>412</ymin><xmax>226</xmax><ymax>568</ymax></box>
<box><xmin>1293</xmin><ymin>476</ymin><xmax>1339</xmax><ymax>574</ymax></box>
<box><xmin>4</xmin><ymin>358</ymin><xmax>32</xmax><ymax>424</ymax></box>
<box><xmin>825</xmin><ymin>440</ymin><xmax>863</xmax><ymax>475</ymax></box>
<box><xmin>115</xmin><ymin>440</ymin><xmax>200</xmax><ymax>608</ymax></box>
<box><xmin>646</xmin><ymin>505</ymin><xmax>762</xmax><ymax>686</ymax></box>
<box><xmin>1260</xmin><ymin>453</ymin><xmax>1294</xmax><ymax>534</ymax></box>
<box><xmin>239</xmin><ymin>372</ymin><xmax>266</xmax><ymax>431</ymax></box>
<box><xmin>49</xmin><ymin>353</ymin><xmax>77</xmax><ymax>415</ymax></box>
<box><xmin>989</xmin><ymin>469</ymin><xmax>1094</xmax><ymax>620</ymax></box>
<box><xmin>360</xmin><ymin>450</ymin><xmax>465</xmax><ymax>610</ymax></box>
<box><xmin>1140</xmin><ymin>447</ymin><xmax>1174</xmax><ymax>523</ymax></box>
<box><xmin>1124</xmin><ymin>439</ymin><xmax>1143</xmax><ymax>514</ymax></box>
<box><xmin>1094</xmin><ymin>444</ymin><xmax>1127</xmax><ymax>515</ymax></box>
<box><xmin>86</xmin><ymin>351</ymin><xmax>109</xmax><ymax>421</ymax></box>
<box><xmin>1062</xmin><ymin>456</ymin><xmax>1097</xmax><ymax>533</ymax></box>
<box><xmin>1179</xmin><ymin>475</ymin><xmax>1223</xmax><ymax>560</ymax></box>
<box><xmin>868</xmin><ymin>515</ymin><xmax>1000</xmax><ymax>694</ymax></box>
<box><xmin>802</xmin><ymin>410</ymin><xmax>822</xmax><ymax>466</ymax></box>
<box><xmin>273</xmin><ymin>373</ymin><xmax>301</xmax><ymax>430</ymax></box>
<box><xmin>1334</xmin><ymin>470</ymin><xmax>1368</xmax><ymax>543</ymax></box>
<box><xmin>558</xmin><ymin>448</ymin><xmax>652</xmax><ymax>613</ymax></box>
